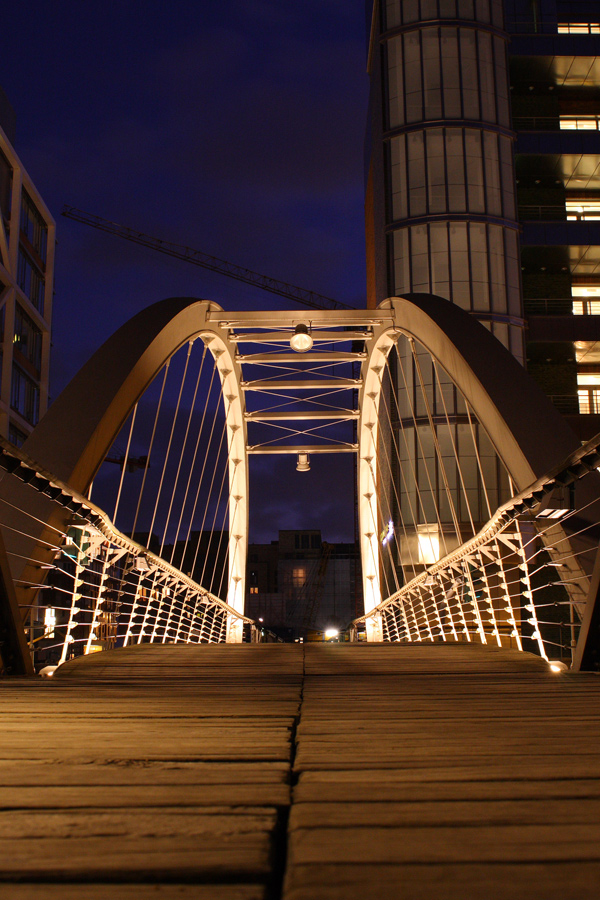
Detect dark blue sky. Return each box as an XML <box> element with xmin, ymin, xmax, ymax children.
<box><xmin>1</xmin><ymin>0</ymin><xmax>369</xmax><ymax>542</ymax></box>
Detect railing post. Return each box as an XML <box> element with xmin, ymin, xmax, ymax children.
<box><xmin>572</xmin><ymin>542</ymin><xmax>600</xmax><ymax>672</ymax></box>
<box><xmin>366</xmin><ymin>613</ymin><xmax>383</xmax><ymax>642</ymax></box>
<box><xmin>226</xmin><ymin>614</ymin><xmax>244</xmax><ymax>643</ymax></box>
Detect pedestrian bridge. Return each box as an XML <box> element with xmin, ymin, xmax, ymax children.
<box><xmin>1</xmin><ymin>294</ymin><xmax>600</xmax><ymax>897</ymax></box>
<box><xmin>2</xmin><ymin>641</ymin><xmax>599</xmax><ymax>899</ymax></box>
<box><xmin>0</xmin><ymin>295</ymin><xmax>599</xmax><ymax>675</ymax></box>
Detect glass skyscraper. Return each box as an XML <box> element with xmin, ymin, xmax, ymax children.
<box><xmin>365</xmin><ymin>0</ymin><xmax>600</xmax><ymax>580</ymax></box>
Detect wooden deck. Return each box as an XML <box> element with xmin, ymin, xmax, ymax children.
<box><xmin>1</xmin><ymin>642</ymin><xmax>600</xmax><ymax>898</ymax></box>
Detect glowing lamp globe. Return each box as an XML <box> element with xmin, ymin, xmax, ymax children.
<box><xmin>290</xmin><ymin>324</ymin><xmax>313</xmax><ymax>352</ymax></box>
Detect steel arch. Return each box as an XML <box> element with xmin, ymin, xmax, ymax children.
<box><xmin>358</xmin><ymin>295</ymin><xmax>591</xmax><ymax>639</ymax></box>
<box><xmin>2</xmin><ymin>298</ymin><xmax>249</xmax><ymax>640</ymax></box>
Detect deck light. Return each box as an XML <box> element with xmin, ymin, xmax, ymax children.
<box><xmin>290</xmin><ymin>324</ymin><xmax>313</xmax><ymax>352</ymax></box>
<box><xmin>549</xmin><ymin>661</ymin><xmax>568</xmax><ymax>673</ymax></box>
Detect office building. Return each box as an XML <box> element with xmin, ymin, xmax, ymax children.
<box><xmin>245</xmin><ymin>530</ymin><xmax>359</xmax><ymax>634</ymax></box>
<box><xmin>365</xmin><ymin>0</ymin><xmax>600</xmax><ymax>579</ymax></box>
<box><xmin>0</xmin><ymin>86</ymin><xmax>54</xmax><ymax>446</ymax></box>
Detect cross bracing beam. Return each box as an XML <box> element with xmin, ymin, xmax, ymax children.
<box><xmin>230</xmin><ymin>330</ymin><xmax>374</xmax><ymax>344</ymax></box>
<box><xmin>236</xmin><ymin>352</ymin><xmax>367</xmax><ymax>364</ymax></box>
<box><xmin>245</xmin><ymin>410</ymin><xmax>359</xmax><ymax>421</ymax></box>
<box><xmin>210</xmin><ymin>310</ymin><xmax>390</xmax><ymax>328</ymax></box>
<box><xmin>247</xmin><ymin>444</ymin><xmax>358</xmax><ymax>454</ymax></box>
<box><xmin>241</xmin><ymin>379</ymin><xmax>362</xmax><ymax>391</ymax></box>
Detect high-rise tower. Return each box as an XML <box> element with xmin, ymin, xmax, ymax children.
<box><xmin>366</xmin><ymin>0</ymin><xmax>600</xmax><ymax>430</ymax></box>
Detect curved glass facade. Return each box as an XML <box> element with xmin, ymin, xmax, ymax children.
<box><xmin>387</xmin><ymin>27</ymin><xmax>510</xmax><ymax>129</ymax></box>
<box><xmin>390</xmin><ymin>128</ymin><xmax>515</xmax><ymax>219</ymax></box>
<box><xmin>367</xmin><ymin>0</ymin><xmax>525</xmax><ymax>572</ymax></box>
<box><xmin>391</xmin><ymin>221</ymin><xmax>522</xmax><ymax>323</ymax></box>
<box><xmin>381</xmin><ymin>1</ymin><xmax>522</xmax><ymax>354</ymax></box>
<box><xmin>385</xmin><ymin>0</ymin><xmax>505</xmax><ymax>30</ymax></box>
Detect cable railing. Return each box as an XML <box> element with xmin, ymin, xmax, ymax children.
<box><xmin>353</xmin><ymin>431</ymin><xmax>600</xmax><ymax>668</ymax></box>
<box><xmin>0</xmin><ymin>435</ymin><xmax>258</xmax><ymax>672</ymax></box>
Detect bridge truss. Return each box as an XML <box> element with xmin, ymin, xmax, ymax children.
<box><xmin>0</xmin><ymin>295</ymin><xmax>598</xmax><ymax>673</ymax></box>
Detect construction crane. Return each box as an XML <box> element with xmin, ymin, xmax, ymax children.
<box><xmin>302</xmin><ymin>541</ymin><xmax>333</xmax><ymax>631</ymax></box>
<box><xmin>61</xmin><ymin>206</ymin><xmax>354</xmax><ymax>312</ymax></box>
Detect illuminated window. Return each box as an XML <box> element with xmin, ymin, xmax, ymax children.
<box><xmin>249</xmin><ymin>587</ymin><xmax>258</xmax><ymax>594</ymax></box>
<box><xmin>558</xmin><ymin>23</ymin><xmax>600</xmax><ymax>34</ymax></box>
<box><xmin>577</xmin><ymin>374</ymin><xmax>600</xmax><ymax>413</ymax></box>
<box><xmin>44</xmin><ymin>607</ymin><xmax>56</xmax><ymax>638</ymax></box>
<box><xmin>578</xmin><ymin>388</ymin><xmax>600</xmax><ymax>414</ymax></box>
<box><xmin>417</xmin><ymin>526</ymin><xmax>440</xmax><ymax>565</ymax></box>
<box><xmin>572</xmin><ymin>286</ymin><xmax>600</xmax><ymax>315</ymax></box>
<box><xmin>560</xmin><ymin>116</ymin><xmax>600</xmax><ymax>130</ymax></box>
<box><xmin>292</xmin><ymin>567</ymin><xmax>306</xmax><ymax>587</ymax></box>
<box><xmin>566</xmin><ymin>200</ymin><xmax>600</xmax><ymax>221</ymax></box>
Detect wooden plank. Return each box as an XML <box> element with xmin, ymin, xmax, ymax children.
<box><xmin>284</xmin><ymin>643</ymin><xmax>600</xmax><ymax>899</ymax></box>
<box><xmin>0</xmin><ymin>644</ymin><xmax>302</xmax><ymax>895</ymax></box>
<box><xmin>0</xmin><ymin>888</ymin><xmax>265</xmax><ymax>900</ymax></box>
<box><xmin>283</xmin><ymin>862</ymin><xmax>600</xmax><ymax>900</ymax></box>
<box><xmin>3</xmin><ymin>640</ymin><xmax>600</xmax><ymax>899</ymax></box>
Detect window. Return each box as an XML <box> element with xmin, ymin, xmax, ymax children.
<box><xmin>417</xmin><ymin>526</ymin><xmax>440</xmax><ymax>564</ymax></box>
<box><xmin>0</xmin><ymin>149</ymin><xmax>11</xmax><ymax>225</ymax></box>
<box><xmin>385</xmin><ymin>0</ymin><xmax>502</xmax><ymax>29</ymax></box>
<box><xmin>387</xmin><ymin>28</ymin><xmax>509</xmax><ymax>130</ymax></box>
<box><xmin>44</xmin><ymin>607</ymin><xmax>57</xmax><ymax>638</ymax></box>
<box><xmin>560</xmin><ymin>116</ymin><xmax>600</xmax><ymax>130</ymax></box>
<box><xmin>558</xmin><ymin>23</ymin><xmax>600</xmax><ymax>34</ymax></box>
<box><xmin>572</xmin><ymin>286</ymin><xmax>600</xmax><ymax>315</ymax></box>
<box><xmin>577</xmin><ymin>374</ymin><xmax>600</xmax><ymax>413</ymax></box>
<box><xmin>292</xmin><ymin>567</ymin><xmax>306</xmax><ymax>588</ymax></box>
<box><xmin>578</xmin><ymin>388</ymin><xmax>600</xmax><ymax>413</ymax></box>
<box><xmin>20</xmin><ymin>191</ymin><xmax>47</xmax><ymax>263</ymax></box>
<box><xmin>392</xmin><ymin>221</ymin><xmax>521</xmax><ymax>316</ymax></box>
<box><xmin>566</xmin><ymin>200</ymin><xmax>600</xmax><ymax>221</ymax></box>
<box><xmin>17</xmin><ymin>249</ymin><xmax>45</xmax><ymax>314</ymax></box>
<box><xmin>390</xmin><ymin>128</ymin><xmax>513</xmax><ymax>221</ymax></box>
<box><xmin>11</xmin><ymin>364</ymin><xmax>40</xmax><ymax>425</ymax></box>
<box><xmin>8</xmin><ymin>423</ymin><xmax>27</xmax><ymax>447</ymax></box>
<box><xmin>249</xmin><ymin>587</ymin><xmax>258</xmax><ymax>594</ymax></box>
<box><xmin>14</xmin><ymin>305</ymin><xmax>42</xmax><ymax>371</ymax></box>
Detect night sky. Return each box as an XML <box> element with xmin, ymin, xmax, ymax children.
<box><xmin>1</xmin><ymin>0</ymin><xmax>369</xmax><ymax>543</ymax></box>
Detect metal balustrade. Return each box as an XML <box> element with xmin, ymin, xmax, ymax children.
<box><xmin>353</xmin><ymin>432</ymin><xmax>600</xmax><ymax>668</ymax></box>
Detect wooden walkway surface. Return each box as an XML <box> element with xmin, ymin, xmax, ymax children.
<box><xmin>1</xmin><ymin>642</ymin><xmax>600</xmax><ymax>898</ymax></box>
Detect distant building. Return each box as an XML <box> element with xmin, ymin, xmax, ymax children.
<box><xmin>245</xmin><ymin>530</ymin><xmax>360</xmax><ymax>634</ymax></box>
<box><xmin>0</xmin><ymin>86</ymin><xmax>54</xmax><ymax>446</ymax></box>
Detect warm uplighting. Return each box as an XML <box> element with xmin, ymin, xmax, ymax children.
<box><xmin>39</xmin><ymin>666</ymin><xmax>57</xmax><ymax>678</ymax></box>
<box><xmin>549</xmin><ymin>661</ymin><xmax>568</xmax><ymax>673</ymax></box>
<box><xmin>290</xmin><ymin>324</ymin><xmax>313</xmax><ymax>352</ymax></box>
